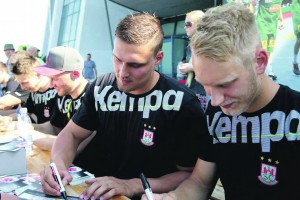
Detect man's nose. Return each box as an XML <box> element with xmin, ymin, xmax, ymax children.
<box><xmin>50</xmin><ymin>79</ymin><xmax>55</xmax><ymax>88</ymax></box>
<box><xmin>209</xmin><ymin>88</ymin><xmax>224</xmax><ymax>107</ymax></box>
<box><xmin>119</xmin><ymin>63</ymin><xmax>129</xmax><ymax>77</ymax></box>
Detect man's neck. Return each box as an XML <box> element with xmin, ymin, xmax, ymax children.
<box><xmin>247</xmin><ymin>74</ymin><xmax>279</xmax><ymax>113</ymax></box>
<box><xmin>38</xmin><ymin>77</ymin><xmax>52</xmax><ymax>92</ymax></box>
<box><xmin>70</xmin><ymin>79</ymin><xmax>88</xmax><ymax>99</ymax></box>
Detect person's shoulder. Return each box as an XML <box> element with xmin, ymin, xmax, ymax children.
<box><xmin>279</xmin><ymin>84</ymin><xmax>300</xmax><ymax>98</ymax></box>
<box><xmin>159</xmin><ymin>73</ymin><xmax>196</xmax><ymax>95</ymax></box>
<box><xmin>95</xmin><ymin>72</ymin><xmax>116</xmax><ymax>86</ymax></box>
<box><xmin>277</xmin><ymin>84</ymin><xmax>300</xmax><ymax>108</ymax></box>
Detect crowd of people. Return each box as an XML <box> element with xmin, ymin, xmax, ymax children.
<box><xmin>0</xmin><ymin>1</ymin><xmax>299</xmax><ymax>200</ymax></box>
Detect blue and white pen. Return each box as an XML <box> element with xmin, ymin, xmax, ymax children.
<box><xmin>49</xmin><ymin>162</ymin><xmax>68</xmax><ymax>200</ymax></box>
<box><xmin>140</xmin><ymin>173</ymin><xmax>154</xmax><ymax>200</ymax></box>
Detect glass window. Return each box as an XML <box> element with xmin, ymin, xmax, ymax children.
<box><xmin>162</xmin><ymin>23</ymin><xmax>175</xmax><ymax>37</ymax></box>
<box><xmin>175</xmin><ymin>20</ymin><xmax>186</xmax><ymax>35</ymax></box>
<box><xmin>58</xmin><ymin>0</ymin><xmax>81</xmax><ymax>48</ymax></box>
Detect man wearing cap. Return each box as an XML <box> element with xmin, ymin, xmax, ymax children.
<box><xmin>33</xmin><ymin>46</ymin><xmax>90</xmax><ymax>149</ymax></box>
<box><xmin>3</xmin><ymin>44</ymin><xmax>15</xmax><ymax>75</ymax></box>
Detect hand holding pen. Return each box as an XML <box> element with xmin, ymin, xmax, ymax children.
<box><xmin>49</xmin><ymin>162</ymin><xmax>68</xmax><ymax>200</ymax></box>
<box><xmin>140</xmin><ymin>173</ymin><xmax>154</xmax><ymax>200</ymax></box>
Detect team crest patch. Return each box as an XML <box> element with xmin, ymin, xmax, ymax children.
<box><xmin>140</xmin><ymin>124</ymin><xmax>156</xmax><ymax>146</ymax></box>
<box><xmin>258</xmin><ymin>163</ymin><xmax>278</xmax><ymax>186</ymax></box>
<box><xmin>44</xmin><ymin>108</ymin><xmax>50</xmax><ymax>117</ymax></box>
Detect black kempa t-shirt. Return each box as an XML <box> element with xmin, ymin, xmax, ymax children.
<box><xmin>202</xmin><ymin>85</ymin><xmax>300</xmax><ymax>200</ymax></box>
<box><xmin>24</xmin><ymin>88</ymin><xmax>57</xmax><ymax>124</ymax></box>
<box><xmin>50</xmin><ymin>83</ymin><xmax>89</xmax><ymax>129</ymax></box>
<box><xmin>73</xmin><ymin>72</ymin><xmax>209</xmax><ymax>178</ymax></box>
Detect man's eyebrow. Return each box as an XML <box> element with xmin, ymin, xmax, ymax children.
<box><xmin>215</xmin><ymin>78</ymin><xmax>237</xmax><ymax>87</ymax></box>
<box><xmin>112</xmin><ymin>54</ymin><xmax>147</xmax><ymax>66</ymax></box>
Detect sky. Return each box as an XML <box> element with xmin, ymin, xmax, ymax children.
<box><xmin>0</xmin><ymin>0</ymin><xmax>49</xmax><ymax>62</ymax></box>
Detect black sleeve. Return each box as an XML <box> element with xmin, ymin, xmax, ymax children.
<box><xmin>6</xmin><ymin>80</ymin><xmax>29</xmax><ymax>102</ymax></box>
<box><xmin>172</xmin><ymin>97</ymin><xmax>214</xmax><ymax>167</ymax></box>
<box><xmin>24</xmin><ymin>93</ymin><xmax>34</xmax><ymax>114</ymax></box>
<box><xmin>198</xmin><ymin>101</ymin><xmax>216</xmax><ymax>162</ymax></box>
<box><xmin>72</xmin><ymin>73</ymin><xmax>115</xmax><ymax>130</ymax></box>
<box><xmin>50</xmin><ymin>100</ymin><xmax>65</xmax><ymax>129</ymax></box>
<box><xmin>72</xmin><ymin>81</ymin><xmax>97</xmax><ymax>131</ymax></box>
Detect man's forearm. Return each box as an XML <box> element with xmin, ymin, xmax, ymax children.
<box><xmin>51</xmin><ymin>131</ymin><xmax>77</xmax><ymax>168</ymax></box>
<box><xmin>171</xmin><ymin>176</ymin><xmax>209</xmax><ymax>200</ymax></box>
<box><xmin>0</xmin><ymin>95</ymin><xmax>22</xmax><ymax>110</ymax></box>
<box><xmin>51</xmin><ymin>121</ymin><xmax>86</xmax><ymax>169</ymax></box>
<box><xmin>171</xmin><ymin>159</ymin><xmax>218</xmax><ymax>200</ymax></box>
<box><xmin>128</xmin><ymin>170</ymin><xmax>192</xmax><ymax>197</ymax></box>
<box><xmin>33</xmin><ymin>122</ymin><xmax>59</xmax><ymax>135</ymax></box>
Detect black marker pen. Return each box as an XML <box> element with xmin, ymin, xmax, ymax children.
<box><xmin>50</xmin><ymin>162</ymin><xmax>68</xmax><ymax>200</ymax></box>
<box><xmin>140</xmin><ymin>173</ymin><xmax>154</xmax><ymax>200</ymax></box>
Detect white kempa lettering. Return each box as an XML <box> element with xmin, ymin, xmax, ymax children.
<box><xmin>285</xmin><ymin>110</ymin><xmax>300</xmax><ymax>141</ymax></box>
<box><xmin>163</xmin><ymin>90</ymin><xmax>184</xmax><ymax>111</ymax></box>
<box><xmin>207</xmin><ymin>110</ymin><xmax>300</xmax><ymax>152</ymax></box>
<box><xmin>216</xmin><ymin>116</ymin><xmax>231</xmax><ymax>143</ymax></box>
<box><xmin>94</xmin><ymin>86</ymin><xmax>184</xmax><ymax>119</ymax></box>
<box><xmin>94</xmin><ymin>85</ymin><xmax>112</xmax><ymax>111</ymax></box>
<box><xmin>120</xmin><ymin>92</ymin><xmax>127</xmax><ymax>111</ymax></box>
<box><xmin>261</xmin><ymin>111</ymin><xmax>285</xmax><ymax>152</ymax></box>
<box><xmin>232</xmin><ymin>116</ymin><xmax>260</xmax><ymax>143</ymax></box>
<box><xmin>73</xmin><ymin>97</ymin><xmax>84</xmax><ymax>110</ymax></box>
<box><xmin>207</xmin><ymin>112</ymin><xmax>221</xmax><ymax>136</ymax></box>
<box><xmin>32</xmin><ymin>89</ymin><xmax>56</xmax><ymax>104</ymax></box>
<box><xmin>107</xmin><ymin>91</ymin><xmax>122</xmax><ymax>111</ymax></box>
<box><xmin>57</xmin><ymin>96</ymin><xmax>66</xmax><ymax>112</ymax></box>
<box><xmin>143</xmin><ymin>90</ymin><xmax>163</xmax><ymax>118</ymax></box>
<box><xmin>57</xmin><ymin>95</ymin><xmax>84</xmax><ymax>114</ymax></box>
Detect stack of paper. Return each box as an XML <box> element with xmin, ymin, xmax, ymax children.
<box><xmin>68</xmin><ymin>165</ymin><xmax>95</xmax><ymax>185</ymax></box>
<box><xmin>0</xmin><ymin>165</ymin><xmax>95</xmax><ymax>199</ymax></box>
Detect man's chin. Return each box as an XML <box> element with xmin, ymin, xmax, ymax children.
<box><xmin>57</xmin><ymin>91</ymin><xmax>66</xmax><ymax>97</ymax></box>
<box><xmin>221</xmin><ymin>108</ymin><xmax>243</xmax><ymax>117</ymax></box>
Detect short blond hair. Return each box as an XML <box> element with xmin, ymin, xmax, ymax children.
<box><xmin>186</xmin><ymin>10</ymin><xmax>204</xmax><ymax>24</ymax></box>
<box><xmin>9</xmin><ymin>51</ymin><xmax>40</xmax><ymax>75</ymax></box>
<box><xmin>190</xmin><ymin>3</ymin><xmax>260</xmax><ymax>68</ymax></box>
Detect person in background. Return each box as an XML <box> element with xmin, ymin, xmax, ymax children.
<box><xmin>83</xmin><ymin>53</ymin><xmax>97</xmax><ymax>82</ymax></box>
<box><xmin>256</xmin><ymin>0</ymin><xmax>284</xmax><ymax>80</ymax></box>
<box><xmin>3</xmin><ymin>44</ymin><xmax>15</xmax><ymax>75</ymax></box>
<box><xmin>146</xmin><ymin>3</ymin><xmax>300</xmax><ymax>200</ymax></box>
<box><xmin>179</xmin><ymin>10</ymin><xmax>207</xmax><ymax>111</ymax></box>
<box><xmin>0</xmin><ymin>62</ymin><xmax>29</xmax><ymax>109</ymax></box>
<box><xmin>9</xmin><ymin>51</ymin><xmax>57</xmax><ymax>124</ymax></box>
<box><xmin>40</xmin><ymin>13</ymin><xmax>206</xmax><ymax>200</ymax></box>
<box><xmin>26</xmin><ymin>45</ymin><xmax>45</xmax><ymax>65</ymax></box>
<box><xmin>292</xmin><ymin>0</ymin><xmax>300</xmax><ymax>75</ymax></box>
<box><xmin>176</xmin><ymin>56</ymin><xmax>187</xmax><ymax>84</ymax></box>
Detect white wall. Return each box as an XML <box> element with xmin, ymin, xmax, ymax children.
<box><xmin>42</xmin><ymin>0</ymin><xmax>63</xmax><ymax>56</ymax></box>
<box><xmin>78</xmin><ymin>0</ymin><xmax>136</xmax><ymax>75</ymax></box>
<box><xmin>43</xmin><ymin>0</ymin><xmax>136</xmax><ymax>76</ymax></box>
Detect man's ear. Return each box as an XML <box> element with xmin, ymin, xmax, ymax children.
<box><xmin>71</xmin><ymin>70</ymin><xmax>80</xmax><ymax>80</ymax></box>
<box><xmin>255</xmin><ymin>49</ymin><xmax>268</xmax><ymax>75</ymax></box>
<box><xmin>155</xmin><ymin>51</ymin><xmax>164</xmax><ymax>66</ymax></box>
